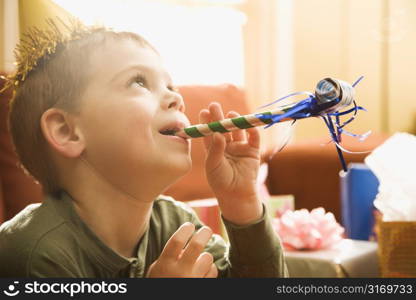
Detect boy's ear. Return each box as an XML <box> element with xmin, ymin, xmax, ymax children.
<box><xmin>40</xmin><ymin>108</ymin><xmax>85</xmax><ymax>158</ymax></box>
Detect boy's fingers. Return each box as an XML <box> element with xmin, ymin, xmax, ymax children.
<box><xmin>180</xmin><ymin>226</ymin><xmax>213</xmax><ymax>266</ymax></box>
<box><xmin>247</xmin><ymin>127</ymin><xmax>260</xmax><ymax>149</ymax></box>
<box><xmin>209</xmin><ymin>102</ymin><xmax>231</xmax><ymax>142</ymax></box>
<box><xmin>204</xmin><ymin>263</ymin><xmax>218</xmax><ymax>278</ymax></box>
<box><xmin>199</xmin><ymin>109</ymin><xmax>212</xmax><ymax>150</ymax></box>
<box><xmin>160</xmin><ymin>222</ymin><xmax>195</xmax><ymax>262</ymax></box>
<box><xmin>206</xmin><ymin>133</ymin><xmax>226</xmax><ymax>169</ymax></box>
<box><xmin>209</xmin><ymin>102</ymin><xmax>225</xmax><ymax>120</ymax></box>
<box><xmin>226</xmin><ymin>111</ymin><xmax>246</xmax><ymax>142</ymax></box>
<box><xmin>193</xmin><ymin>252</ymin><xmax>214</xmax><ymax>277</ymax></box>
<box><xmin>199</xmin><ymin>109</ymin><xmax>211</xmax><ymax>123</ymax></box>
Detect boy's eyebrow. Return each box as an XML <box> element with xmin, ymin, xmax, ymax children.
<box><xmin>109</xmin><ymin>64</ymin><xmax>172</xmax><ymax>84</ymax></box>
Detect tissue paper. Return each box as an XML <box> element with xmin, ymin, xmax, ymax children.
<box><xmin>365</xmin><ymin>132</ymin><xmax>416</xmax><ymax>221</ymax></box>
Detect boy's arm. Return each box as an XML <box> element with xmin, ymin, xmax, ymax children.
<box><xmin>197</xmin><ymin>102</ymin><xmax>287</xmax><ymax>276</ymax></box>
<box><xmin>220</xmin><ymin>204</ymin><xmax>288</xmax><ymax>277</ymax></box>
<box><xmin>196</xmin><ymin>204</ymin><xmax>288</xmax><ymax>278</ymax></box>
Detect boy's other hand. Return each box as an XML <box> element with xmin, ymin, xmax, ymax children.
<box><xmin>199</xmin><ymin>102</ymin><xmax>263</xmax><ymax>225</ymax></box>
<box><xmin>146</xmin><ymin>222</ymin><xmax>218</xmax><ymax>278</ymax></box>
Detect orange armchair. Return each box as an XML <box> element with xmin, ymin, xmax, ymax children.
<box><xmin>0</xmin><ymin>79</ymin><xmax>386</xmax><ymax>224</ymax></box>
<box><xmin>0</xmin><ymin>77</ymin><xmax>43</xmax><ymax>222</ymax></box>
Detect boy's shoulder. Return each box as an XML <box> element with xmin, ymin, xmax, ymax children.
<box><xmin>152</xmin><ymin>195</ymin><xmax>197</xmax><ymax>227</ymax></box>
<box><xmin>0</xmin><ymin>197</ymin><xmax>71</xmax><ymax>276</ymax></box>
<box><xmin>153</xmin><ymin>195</ymin><xmax>196</xmax><ymax>216</ymax></box>
<box><xmin>0</xmin><ymin>199</ymin><xmax>64</xmax><ymax>246</ymax></box>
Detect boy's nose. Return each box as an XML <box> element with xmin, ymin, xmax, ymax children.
<box><xmin>163</xmin><ymin>90</ymin><xmax>185</xmax><ymax>113</ymax></box>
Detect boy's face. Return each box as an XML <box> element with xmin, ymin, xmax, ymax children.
<box><xmin>77</xmin><ymin>39</ymin><xmax>191</xmax><ymax>194</ymax></box>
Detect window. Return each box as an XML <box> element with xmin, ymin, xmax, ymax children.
<box><xmin>54</xmin><ymin>0</ymin><xmax>246</xmax><ymax>86</ymax></box>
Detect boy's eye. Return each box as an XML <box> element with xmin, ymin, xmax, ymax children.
<box><xmin>131</xmin><ymin>74</ymin><xmax>147</xmax><ymax>88</ymax></box>
<box><xmin>168</xmin><ymin>85</ymin><xmax>178</xmax><ymax>93</ymax></box>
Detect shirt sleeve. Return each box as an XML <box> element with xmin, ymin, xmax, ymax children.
<box><xmin>191</xmin><ymin>204</ymin><xmax>288</xmax><ymax>278</ymax></box>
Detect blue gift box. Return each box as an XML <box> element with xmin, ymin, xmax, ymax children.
<box><xmin>340</xmin><ymin>163</ymin><xmax>380</xmax><ymax>240</ymax></box>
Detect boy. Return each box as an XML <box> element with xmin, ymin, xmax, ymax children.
<box><xmin>0</xmin><ymin>20</ymin><xmax>287</xmax><ymax>277</ymax></box>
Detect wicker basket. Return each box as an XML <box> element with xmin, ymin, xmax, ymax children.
<box><xmin>377</xmin><ymin>220</ymin><xmax>416</xmax><ymax>277</ymax></box>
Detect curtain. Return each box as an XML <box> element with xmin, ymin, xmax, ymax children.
<box><xmin>242</xmin><ymin>0</ymin><xmax>294</xmax><ymax>150</ymax></box>
<box><xmin>1</xmin><ymin>0</ymin><xmax>19</xmax><ymax>72</ymax></box>
<box><xmin>0</xmin><ymin>0</ymin><xmax>71</xmax><ymax>72</ymax></box>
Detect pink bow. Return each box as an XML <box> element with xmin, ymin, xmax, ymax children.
<box><xmin>273</xmin><ymin>207</ymin><xmax>345</xmax><ymax>250</ymax></box>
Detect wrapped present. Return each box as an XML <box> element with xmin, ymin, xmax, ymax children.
<box><xmin>272</xmin><ymin>208</ymin><xmax>379</xmax><ymax>277</ymax></box>
<box><xmin>376</xmin><ymin>220</ymin><xmax>416</xmax><ymax>277</ymax></box>
<box><xmin>267</xmin><ymin>194</ymin><xmax>294</xmax><ymax>219</ymax></box>
<box><xmin>340</xmin><ymin>163</ymin><xmax>379</xmax><ymax>240</ymax></box>
<box><xmin>285</xmin><ymin>239</ymin><xmax>379</xmax><ymax>277</ymax></box>
<box><xmin>364</xmin><ymin>133</ymin><xmax>416</xmax><ymax>277</ymax></box>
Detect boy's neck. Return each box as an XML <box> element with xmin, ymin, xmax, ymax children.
<box><xmin>62</xmin><ymin>159</ymin><xmax>160</xmax><ymax>259</ymax></box>
<box><xmin>71</xmin><ymin>189</ymin><xmax>153</xmax><ymax>259</ymax></box>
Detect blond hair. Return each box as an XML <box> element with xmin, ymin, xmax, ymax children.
<box><xmin>7</xmin><ymin>23</ymin><xmax>154</xmax><ymax>194</ymax></box>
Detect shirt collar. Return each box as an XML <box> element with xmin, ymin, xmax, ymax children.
<box><xmin>46</xmin><ymin>190</ymin><xmax>150</xmax><ymax>275</ymax></box>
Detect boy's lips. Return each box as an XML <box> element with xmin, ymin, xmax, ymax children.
<box><xmin>162</xmin><ymin>134</ymin><xmax>189</xmax><ymax>145</ymax></box>
<box><xmin>158</xmin><ymin>121</ymin><xmax>187</xmax><ymax>135</ymax></box>
<box><xmin>158</xmin><ymin>121</ymin><xmax>190</xmax><ymax>144</ymax></box>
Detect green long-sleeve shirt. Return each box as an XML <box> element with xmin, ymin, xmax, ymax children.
<box><xmin>0</xmin><ymin>191</ymin><xmax>287</xmax><ymax>277</ymax></box>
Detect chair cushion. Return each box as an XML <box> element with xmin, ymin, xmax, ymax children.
<box><xmin>0</xmin><ymin>75</ymin><xmax>43</xmax><ymax>223</ymax></box>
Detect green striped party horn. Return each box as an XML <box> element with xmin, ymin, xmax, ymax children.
<box><xmin>175</xmin><ymin>108</ymin><xmax>292</xmax><ymax>139</ymax></box>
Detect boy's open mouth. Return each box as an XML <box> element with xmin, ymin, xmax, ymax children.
<box><xmin>159</xmin><ymin>128</ymin><xmax>178</xmax><ymax>136</ymax></box>
<box><xmin>158</xmin><ymin>121</ymin><xmax>188</xmax><ymax>142</ymax></box>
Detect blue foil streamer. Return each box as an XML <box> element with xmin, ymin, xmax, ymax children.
<box><xmin>256</xmin><ymin>76</ymin><xmax>368</xmax><ymax>172</ymax></box>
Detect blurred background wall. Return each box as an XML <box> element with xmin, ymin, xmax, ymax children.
<box><xmin>291</xmin><ymin>0</ymin><xmax>415</xmax><ymax>140</ymax></box>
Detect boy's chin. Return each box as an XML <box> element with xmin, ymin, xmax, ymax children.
<box><xmin>170</xmin><ymin>157</ymin><xmax>192</xmax><ymax>176</ymax></box>
<box><xmin>165</xmin><ymin>156</ymin><xmax>192</xmax><ymax>178</ymax></box>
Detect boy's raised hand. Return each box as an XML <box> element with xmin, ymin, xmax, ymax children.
<box><xmin>199</xmin><ymin>102</ymin><xmax>263</xmax><ymax>225</ymax></box>
<box><xmin>146</xmin><ymin>222</ymin><xmax>218</xmax><ymax>278</ymax></box>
